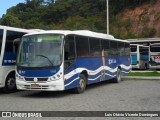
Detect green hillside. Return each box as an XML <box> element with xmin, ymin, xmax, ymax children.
<box><xmin>0</xmin><ymin>0</ymin><xmax>158</xmax><ymax>39</ymax></box>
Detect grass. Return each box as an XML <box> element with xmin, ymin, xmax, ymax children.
<box><xmin>127</xmin><ymin>72</ymin><xmax>160</xmax><ymax>77</ymax></box>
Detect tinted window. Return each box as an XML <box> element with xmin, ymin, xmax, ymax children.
<box><xmin>124</xmin><ymin>43</ymin><xmax>130</xmax><ymax>56</ymax></box>
<box><xmin>76</xmin><ymin>36</ymin><xmax>89</xmax><ymax>57</ymax></box>
<box><xmin>0</xmin><ymin>29</ymin><xmax>3</xmax><ymax>55</ymax></box>
<box><xmin>110</xmin><ymin>41</ymin><xmax>117</xmax><ymax>49</ymax></box>
<box><xmin>101</xmin><ymin>39</ymin><xmax>110</xmax><ymax>57</ymax></box>
<box><xmin>65</xmin><ymin>35</ymin><xmax>76</xmax><ymax>60</ymax></box>
<box><xmin>89</xmin><ymin>38</ymin><xmax>101</xmax><ymax>57</ymax></box>
<box><xmin>5</xmin><ymin>30</ymin><xmax>26</xmax><ymax>53</ymax></box>
<box><xmin>118</xmin><ymin>42</ymin><xmax>125</xmax><ymax>56</ymax></box>
<box><xmin>109</xmin><ymin>41</ymin><xmax>118</xmax><ymax>56</ymax></box>
<box><xmin>131</xmin><ymin>46</ymin><xmax>137</xmax><ymax>52</ymax></box>
<box><xmin>139</xmin><ymin>47</ymin><xmax>149</xmax><ymax>55</ymax></box>
<box><xmin>150</xmin><ymin>45</ymin><xmax>160</xmax><ymax>52</ymax></box>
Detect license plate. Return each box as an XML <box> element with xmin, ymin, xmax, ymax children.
<box><xmin>31</xmin><ymin>84</ymin><xmax>40</xmax><ymax>88</ymax></box>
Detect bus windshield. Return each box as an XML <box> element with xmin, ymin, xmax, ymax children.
<box><xmin>130</xmin><ymin>46</ymin><xmax>137</xmax><ymax>52</ymax></box>
<box><xmin>17</xmin><ymin>34</ymin><xmax>63</xmax><ymax>68</ymax></box>
<box><xmin>150</xmin><ymin>45</ymin><xmax>160</xmax><ymax>52</ymax></box>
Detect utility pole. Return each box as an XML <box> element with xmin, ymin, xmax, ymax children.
<box><xmin>106</xmin><ymin>0</ymin><xmax>109</xmax><ymax>34</ymax></box>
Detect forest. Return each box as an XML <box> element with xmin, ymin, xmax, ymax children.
<box><xmin>0</xmin><ymin>0</ymin><xmax>158</xmax><ymax>39</ymax></box>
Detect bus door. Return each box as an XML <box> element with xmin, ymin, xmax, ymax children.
<box><xmin>130</xmin><ymin>45</ymin><xmax>137</xmax><ymax>65</ymax></box>
<box><xmin>64</xmin><ymin>35</ymin><xmax>77</xmax><ymax>89</ymax></box>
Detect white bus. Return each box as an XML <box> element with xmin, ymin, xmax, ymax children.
<box><xmin>149</xmin><ymin>43</ymin><xmax>160</xmax><ymax>69</ymax></box>
<box><xmin>16</xmin><ymin>30</ymin><xmax>131</xmax><ymax>93</ymax></box>
<box><xmin>130</xmin><ymin>44</ymin><xmax>149</xmax><ymax>69</ymax></box>
<box><xmin>0</xmin><ymin>25</ymin><xmax>38</xmax><ymax>92</ymax></box>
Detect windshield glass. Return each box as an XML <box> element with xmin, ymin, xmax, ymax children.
<box><xmin>130</xmin><ymin>46</ymin><xmax>137</xmax><ymax>52</ymax></box>
<box><xmin>150</xmin><ymin>45</ymin><xmax>160</xmax><ymax>52</ymax></box>
<box><xmin>17</xmin><ymin>34</ymin><xmax>63</xmax><ymax>68</ymax></box>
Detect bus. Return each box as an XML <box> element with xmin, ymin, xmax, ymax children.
<box><xmin>130</xmin><ymin>44</ymin><xmax>149</xmax><ymax>69</ymax></box>
<box><xmin>16</xmin><ymin>30</ymin><xmax>131</xmax><ymax>93</ymax></box>
<box><xmin>149</xmin><ymin>43</ymin><xmax>160</xmax><ymax>69</ymax></box>
<box><xmin>0</xmin><ymin>25</ymin><xmax>38</xmax><ymax>92</ymax></box>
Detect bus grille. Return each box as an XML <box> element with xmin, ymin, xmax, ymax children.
<box><xmin>24</xmin><ymin>85</ymin><xmax>49</xmax><ymax>89</ymax></box>
<box><xmin>25</xmin><ymin>78</ymin><xmax>48</xmax><ymax>82</ymax></box>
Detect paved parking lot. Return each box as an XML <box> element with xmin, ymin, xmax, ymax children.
<box><xmin>0</xmin><ymin>79</ymin><xmax>160</xmax><ymax>119</ymax></box>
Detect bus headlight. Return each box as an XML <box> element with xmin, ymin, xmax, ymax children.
<box><xmin>49</xmin><ymin>76</ymin><xmax>56</xmax><ymax>81</ymax></box>
<box><xmin>16</xmin><ymin>74</ymin><xmax>25</xmax><ymax>81</ymax></box>
<box><xmin>49</xmin><ymin>75</ymin><xmax>61</xmax><ymax>81</ymax></box>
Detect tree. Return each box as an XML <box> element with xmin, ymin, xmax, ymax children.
<box><xmin>0</xmin><ymin>14</ymin><xmax>21</xmax><ymax>27</ymax></box>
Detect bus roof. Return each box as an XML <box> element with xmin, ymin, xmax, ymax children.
<box><xmin>127</xmin><ymin>38</ymin><xmax>160</xmax><ymax>43</ymax></box>
<box><xmin>0</xmin><ymin>25</ymin><xmax>43</xmax><ymax>33</ymax></box>
<box><xmin>150</xmin><ymin>43</ymin><xmax>160</xmax><ymax>46</ymax></box>
<box><xmin>23</xmin><ymin>30</ymin><xmax>129</xmax><ymax>43</ymax></box>
<box><xmin>130</xmin><ymin>44</ymin><xmax>149</xmax><ymax>47</ymax></box>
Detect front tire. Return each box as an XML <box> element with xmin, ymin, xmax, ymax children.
<box><xmin>74</xmin><ymin>74</ymin><xmax>87</xmax><ymax>94</ymax></box>
<box><xmin>3</xmin><ymin>75</ymin><xmax>17</xmax><ymax>93</ymax></box>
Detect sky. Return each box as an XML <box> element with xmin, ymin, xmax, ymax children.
<box><xmin>0</xmin><ymin>0</ymin><xmax>25</xmax><ymax>18</ymax></box>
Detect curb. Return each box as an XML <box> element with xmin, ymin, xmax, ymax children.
<box><xmin>122</xmin><ymin>76</ymin><xmax>160</xmax><ymax>80</ymax></box>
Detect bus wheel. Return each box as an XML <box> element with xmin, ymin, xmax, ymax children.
<box><xmin>113</xmin><ymin>68</ymin><xmax>121</xmax><ymax>83</ymax></box>
<box><xmin>3</xmin><ymin>75</ymin><xmax>17</xmax><ymax>93</ymax></box>
<box><xmin>74</xmin><ymin>74</ymin><xmax>87</xmax><ymax>94</ymax></box>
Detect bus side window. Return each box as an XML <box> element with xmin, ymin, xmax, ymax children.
<box><xmin>0</xmin><ymin>29</ymin><xmax>3</xmax><ymax>55</ymax></box>
<box><xmin>64</xmin><ymin>35</ymin><xmax>76</xmax><ymax>69</ymax></box>
<box><xmin>124</xmin><ymin>43</ymin><xmax>130</xmax><ymax>56</ymax></box>
<box><xmin>76</xmin><ymin>36</ymin><xmax>89</xmax><ymax>57</ymax></box>
<box><xmin>118</xmin><ymin>42</ymin><xmax>125</xmax><ymax>56</ymax></box>
<box><xmin>5</xmin><ymin>30</ymin><xmax>25</xmax><ymax>54</ymax></box>
<box><xmin>109</xmin><ymin>41</ymin><xmax>118</xmax><ymax>57</ymax></box>
<box><xmin>101</xmin><ymin>39</ymin><xmax>110</xmax><ymax>57</ymax></box>
<box><xmin>13</xmin><ymin>38</ymin><xmax>21</xmax><ymax>54</ymax></box>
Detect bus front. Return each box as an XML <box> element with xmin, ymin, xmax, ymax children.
<box><xmin>16</xmin><ymin>33</ymin><xmax>65</xmax><ymax>91</ymax></box>
<box><xmin>150</xmin><ymin>43</ymin><xmax>160</xmax><ymax>69</ymax></box>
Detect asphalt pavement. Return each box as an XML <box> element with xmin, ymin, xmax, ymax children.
<box><xmin>0</xmin><ymin>79</ymin><xmax>160</xmax><ymax>120</ymax></box>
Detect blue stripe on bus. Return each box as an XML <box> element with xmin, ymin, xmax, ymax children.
<box><xmin>17</xmin><ymin>67</ymin><xmax>60</xmax><ymax>77</ymax></box>
<box><xmin>2</xmin><ymin>52</ymin><xmax>16</xmax><ymax>66</ymax></box>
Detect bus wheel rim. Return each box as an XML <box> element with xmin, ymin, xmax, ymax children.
<box><xmin>79</xmin><ymin>78</ymin><xmax>85</xmax><ymax>89</ymax></box>
<box><xmin>117</xmin><ymin>70</ymin><xmax>121</xmax><ymax>81</ymax></box>
<box><xmin>7</xmin><ymin>78</ymin><xmax>15</xmax><ymax>90</ymax></box>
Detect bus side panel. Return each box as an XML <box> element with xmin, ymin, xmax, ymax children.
<box><xmin>64</xmin><ymin>64</ymin><xmax>79</xmax><ymax>90</ymax></box>
<box><xmin>131</xmin><ymin>53</ymin><xmax>137</xmax><ymax>65</ymax></box>
<box><xmin>150</xmin><ymin>53</ymin><xmax>160</xmax><ymax>66</ymax></box>
<box><xmin>104</xmin><ymin>57</ymin><xmax>131</xmax><ymax>80</ymax></box>
<box><xmin>64</xmin><ymin>57</ymin><xmax>131</xmax><ymax>90</ymax></box>
<box><xmin>64</xmin><ymin>58</ymin><xmax>102</xmax><ymax>90</ymax></box>
<box><xmin>2</xmin><ymin>52</ymin><xmax>16</xmax><ymax>66</ymax></box>
<box><xmin>118</xmin><ymin>57</ymin><xmax>131</xmax><ymax>76</ymax></box>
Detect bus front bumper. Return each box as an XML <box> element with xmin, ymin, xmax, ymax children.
<box><xmin>16</xmin><ymin>80</ymin><xmax>64</xmax><ymax>91</ymax></box>
<box><xmin>131</xmin><ymin>64</ymin><xmax>139</xmax><ymax>69</ymax></box>
<box><xmin>149</xmin><ymin>65</ymin><xmax>160</xmax><ymax>69</ymax></box>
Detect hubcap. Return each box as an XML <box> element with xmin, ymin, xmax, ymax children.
<box><xmin>7</xmin><ymin>78</ymin><xmax>15</xmax><ymax>90</ymax></box>
<box><xmin>79</xmin><ymin>78</ymin><xmax>85</xmax><ymax>89</ymax></box>
<box><xmin>117</xmin><ymin>70</ymin><xmax>121</xmax><ymax>81</ymax></box>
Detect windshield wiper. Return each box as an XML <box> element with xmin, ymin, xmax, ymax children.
<box><xmin>36</xmin><ymin>54</ymin><xmax>53</xmax><ymax>66</ymax></box>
